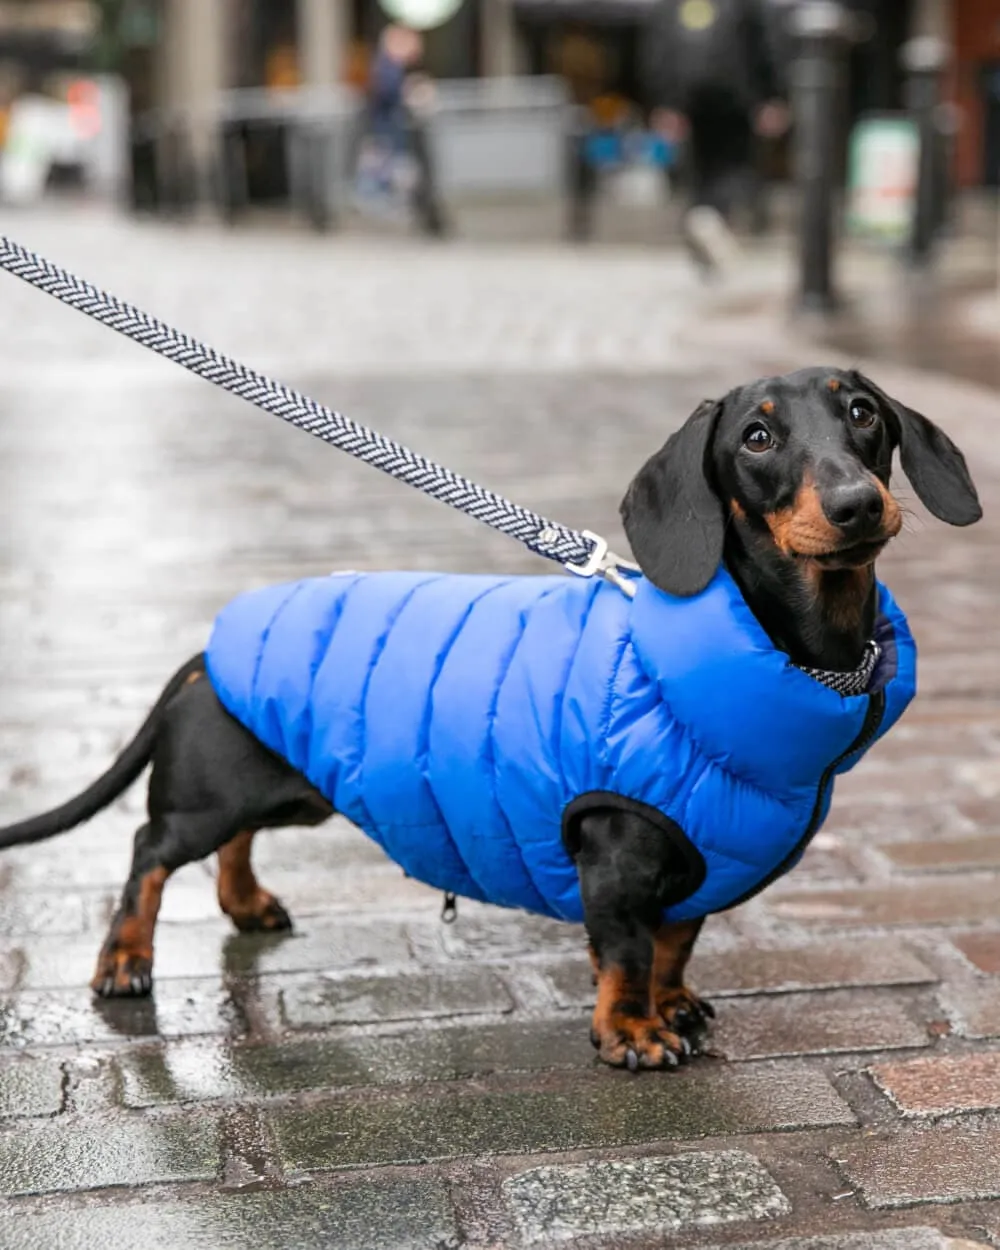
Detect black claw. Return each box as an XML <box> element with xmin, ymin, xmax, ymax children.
<box><xmin>701</xmin><ymin>998</ymin><xmax>716</xmax><ymax>1019</ymax></box>
<box><xmin>590</xmin><ymin>1028</ymin><xmax>601</xmax><ymax>1050</ymax></box>
<box><xmin>625</xmin><ymin>1048</ymin><xmax>639</xmax><ymax>1072</ymax></box>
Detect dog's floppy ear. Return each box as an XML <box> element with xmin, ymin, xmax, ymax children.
<box><xmin>620</xmin><ymin>398</ymin><xmax>725</xmax><ymax>596</ymax></box>
<box><xmin>854</xmin><ymin>372</ymin><xmax>982</xmax><ymax>527</ymax></box>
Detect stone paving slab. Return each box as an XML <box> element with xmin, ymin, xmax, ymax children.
<box><xmin>952</xmin><ymin>934</ymin><xmax>1000</xmax><ymax>975</ymax></box>
<box><xmin>278</xmin><ymin>966</ymin><xmax>515</xmax><ymax>1029</ymax></box>
<box><xmin>544</xmin><ymin>940</ymin><xmax>938</xmax><ymax>1006</ymax></box>
<box><xmin>0</xmin><ymin>1179</ymin><xmax>459</xmax><ymax>1250</ymax></box>
<box><xmin>766</xmin><ymin>878</ymin><xmax>1000</xmax><ymax>931</ymax></box>
<box><xmin>834</xmin><ymin>1124</ymin><xmax>1000</xmax><ymax>1209</ymax></box>
<box><xmin>0</xmin><ymin>980</ymin><xmax>245</xmax><ymax>1048</ymax></box>
<box><xmin>0</xmin><ymin>910</ymin><xmax>421</xmax><ymax>994</ymax></box>
<box><xmin>0</xmin><ymin>1113</ymin><xmax>219</xmax><ymax>1197</ymax></box>
<box><xmin>268</xmin><ymin>1066</ymin><xmax>854</xmax><ymax>1171</ymax></box>
<box><xmin>711</xmin><ymin>990</ymin><xmax>930</xmax><ymax>1061</ymax></box>
<box><xmin>0</xmin><ymin>1055</ymin><xmax>64</xmax><ymax>1118</ymax></box>
<box><xmin>869</xmin><ymin>1051</ymin><xmax>1000</xmax><ymax>1117</ymax></box>
<box><xmin>703</xmin><ymin>1232</ymin><xmax>991</xmax><ymax>1250</ymax></box>
<box><xmin>503</xmin><ymin>1150</ymin><xmax>791</xmax><ymax>1244</ymax></box>
<box><xmin>118</xmin><ymin>1020</ymin><xmax>594</xmax><ymax>1108</ymax></box>
<box><xmin>939</xmin><ymin>984</ymin><xmax>1000</xmax><ymax>1041</ymax></box>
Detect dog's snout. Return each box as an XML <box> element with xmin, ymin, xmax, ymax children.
<box><xmin>822</xmin><ymin>480</ymin><xmax>884</xmax><ymax>538</ymax></box>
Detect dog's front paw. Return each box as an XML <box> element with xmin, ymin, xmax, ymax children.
<box><xmin>90</xmin><ymin>949</ymin><xmax>154</xmax><ymax>998</ymax></box>
<box><xmin>656</xmin><ymin>986</ymin><xmax>715</xmax><ymax>1052</ymax></box>
<box><xmin>590</xmin><ymin>1011</ymin><xmax>692</xmax><ymax>1071</ymax></box>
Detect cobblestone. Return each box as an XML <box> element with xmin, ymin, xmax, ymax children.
<box><xmin>703</xmin><ymin>1233</ymin><xmax>991</xmax><ymax>1250</ymax></box>
<box><xmin>278</xmin><ymin>966</ymin><xmax>515</xmax><ymax>1029</ymax></box>
<box><xmin>0</xmin><ymin>1055</ymin><xmax>65</xmax><ymax>1118</ymax></box>
<box><xmin>268</xmin><ymin>1067</ymin><xmax>854</xmax><ymax>1171</ymax></box>
<box><xmin>544</xmin><ymin>940</ymin><xmax>937</xmax><ymax>1005</ymax></box>
<box><xmin>711</xmin><ymin>990</ymin><xmax>929</xmax><ymax>1060</ymax></box>
<box><xmin>0</xmin><ymin>1113</ymin><xmax>219</xmax><ymax>1197</ymax></box>
<box><xmin>951</xmin><ymin>933</ymin><xmax>1000</xmax><ymax>975</ymax></box>
<box><xmin>117</xmin><ymin>1020</ymin><xmax>593</xmax><ymax>1108</ymax></box>
<box><xmin>938</xmin><ymin>984</ymin><xmax>1000</xmax><ymax>1041</ymax></box>
<box><xmin>0</xmin><ymin>980</ymin><xmax>245</xmax><ymax>1048</ymax></box>
<box><xmin>503</xmin><ymin>1151</ymin><xmax>790</xmax><ymax>1243</ymax></box>
<box><xmin>1</xmin><ymin>1178</ymin><xmax>458</xmax><ymax>1249</ymax></box>
<box><xmin>834</xmin><ymin>1124</ymin><xmax>1000</xmax><ymax>1208</ymax></box>
<box><xmin>878</xmin><ymin>836</ymin><xmax>1000</xmax><ymax>873</ymax></box>
<box><xmin>869</xmin><ymin>1051</ymin><xmax>1000</xmax><ymax>1117</ymax></box>
<box><xmin>767</xmin><ymin>878</ymin><xmax>1000</xmax><ymax>930</ymax></box>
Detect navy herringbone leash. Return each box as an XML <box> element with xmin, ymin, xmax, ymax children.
<box><xmin>0</xmin><ymin>234</ymin><xmax>876</xmax><ymax>695</ymax></box>
<box><xmin>0</xmin><ymin>234</ymin><xmax>635</xmax><ymax>589</ymax></box>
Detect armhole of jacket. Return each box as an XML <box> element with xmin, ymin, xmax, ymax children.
<box><xmin>561</xmin><ymin>790</ymin><xmax>707</xmax><ymax>911</ymax></box>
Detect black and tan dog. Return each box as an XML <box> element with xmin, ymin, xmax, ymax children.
<box><xmin>0</xmin><ymin>367</ymin><xmax>981</xmax><ymax>1069</ymax></box>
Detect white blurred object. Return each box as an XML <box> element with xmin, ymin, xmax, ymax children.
<box><xmin>684</xmin><ymin>205</ymin><xmax>741</xmax><ymax>268</ymax></box>
<box><xmin>611</xmin><ymin>164</ymin><xmax>664</xmax><ymax>208</ymax></box>
<box><xmin>379</xmin><ymin>0</ymin><xmax>464</xmax><ymax>31</ymax></box>
<box><xmin>0</xmin><ymin>75</ymin><xmax>129</xmax><ymax>206</ymax></box>
<box><xmin>0</xmin><ymin>95</ymin><xmax>75</xmax><ymax>205</ymax></box>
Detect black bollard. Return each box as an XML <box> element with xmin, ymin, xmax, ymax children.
<box><xmin>901</xmin><ymin>35</ymin><xmax>950</xmax><ymax>267</ymax></box>
<box><xmin>791</xmin><ymin>2</ymin><xmax>852</xmax><ymax>312</ymax></box>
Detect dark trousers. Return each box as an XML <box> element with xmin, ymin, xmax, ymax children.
<box><xmin>686</xmin><ymin>97</ymin><xmax>756</xmax><ymax>221</ymax></box>
<box><xmin>352</xmin><ymin>108</ymin><xmax>447</xmax><ymax>237</ymax></box>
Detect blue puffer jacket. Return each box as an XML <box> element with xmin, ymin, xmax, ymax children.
<box><xmin>205</xmin><ymin>569</ymin><xmax>916</xmax><ymax>923</ymax></box>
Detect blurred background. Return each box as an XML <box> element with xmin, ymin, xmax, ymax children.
<box><xmin>0</xmin><ymin>0</ymin><xmax>994</xmax><ymax>270</ymax></box>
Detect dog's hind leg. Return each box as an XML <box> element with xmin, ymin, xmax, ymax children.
<box><xmin>216</xmin><ymin>829</ymin><xmax>291</xmax><ymax>933</ymax></box>
<box><xmin>91</xmin><ymin>810</ymin><xmax>233</xmax><ymax>997</ymax></box>
<box><xmin>92</xmin><ymin>819</ymin><xmax>173</xmax><ymax>996</ymax></box>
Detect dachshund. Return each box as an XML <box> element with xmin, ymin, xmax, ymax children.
<box><xmin>0</xmin><ymin>367</ymin><xmax>981</xmax><ymax>1070</ymax></box>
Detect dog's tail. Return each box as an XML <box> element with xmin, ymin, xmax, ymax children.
<box><xmin>0</xmin><ymin>655</ymin><xmax>205</xmax><ymax>850</ymax></box>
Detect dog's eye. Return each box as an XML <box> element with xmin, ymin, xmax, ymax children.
<box><xmin>849</xmin><ymin>398</ymin><xmax>878</xmax><ymax>429</ymax></box>
<box><xmin>743</xmin><ymin>423</ymin><xmax>774</xmax><ymax>453</ymax></box>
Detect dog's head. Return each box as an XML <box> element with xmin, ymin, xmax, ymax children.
<box><xmin>621</xmin><ymin>366</ymin><xmax>982</xmax><ymax>598</ymax></box>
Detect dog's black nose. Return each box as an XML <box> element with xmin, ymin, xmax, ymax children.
<box><xmin>823</xmin><ymin>480</ymin><xmax>884</xmax><ymax>538</ymax></box>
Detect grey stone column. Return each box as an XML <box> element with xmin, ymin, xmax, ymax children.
<box><xmin>910</xmin><ymin>0</ymin><xmax>950</xmax><ymax>39</ymax></box>
<box><xmin>160</xmin><ymin>0</ymin><xmax>229</xmax><ymax>200</ymax></box>
<box><xmin>297</xmin><ymin>0</ymin><xmax>348</xmax><ymax>88</ymax></box>
<box><xmin>481</xmin><ymin>0</ymin><xmax>520</xmax><ymax>77</ymax></box>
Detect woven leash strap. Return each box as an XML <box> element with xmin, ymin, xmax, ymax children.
<box><xmin>0</xmin><ymin>235</ymin><xmax>604</xmax><ymax>572</ymax></box>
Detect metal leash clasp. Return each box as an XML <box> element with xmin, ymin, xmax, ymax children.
<box><xmin>564</xmin><ymin>530</ymin><xmax>640</xmax><ymax>598</ymax></box>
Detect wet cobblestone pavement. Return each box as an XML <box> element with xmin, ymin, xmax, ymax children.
<box><xmin>0</xmin><ymin>206</ymin><xmax>999</xmax><ymax>1248</ymax></box>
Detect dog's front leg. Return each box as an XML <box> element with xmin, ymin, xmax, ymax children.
<box><xmin>575</xmin><ymin>807</ymin><xmax>694</xmax><ymax>1071</ymax></box>
<box><xmin>652</xmin><ymin>919</ymin><xmax>714</xmax><ymax>1052</ymax></box>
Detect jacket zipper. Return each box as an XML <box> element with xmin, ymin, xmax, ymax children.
<box><xmin>722</xmin><ymin>688</ymin><xmax>886</xmax><ymax>911</ymax></box>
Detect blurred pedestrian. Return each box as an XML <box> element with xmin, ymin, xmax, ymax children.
<box><xmin>355</xmin><ymin>23</ymin><xmax>448</xmax><ymax>237</ymax></box>
<box><xmin>641</xmin><ymin>0</ymin><xmax>790</xmax><ymax>273</ymax></box>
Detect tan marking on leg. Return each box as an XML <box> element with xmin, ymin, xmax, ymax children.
<box><xmin>652</xmin><ymin>919</ymin><xmax>713</xmax><ymax>1039</ymax></box>
<box><xmin>90</xmin><ymin>865</ymin><xmax>170</xmax><ymax>994</ymax></box>
<box><xmin>591</xmin><ymin>960</ymin><xmax>685</xmax><ymax>1070</ymax></box>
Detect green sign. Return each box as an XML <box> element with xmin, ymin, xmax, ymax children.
<box><xmin>846</xmin><ymin>115</ymin><xmax>919</xmax><ymax>244</ymax></box>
